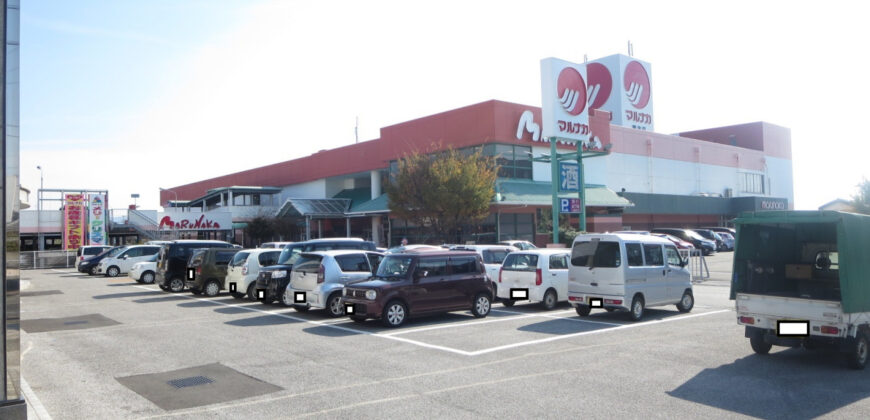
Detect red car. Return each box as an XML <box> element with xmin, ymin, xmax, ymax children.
<box><xmin>652</xmin><ymin>233</ymin><xmax>695</xmax><ymax>251</ymax></box>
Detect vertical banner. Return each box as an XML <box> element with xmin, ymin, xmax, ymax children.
<box><xmin>63</xmin><ymin>194</ymin><xmax>86</xmax><ymax>250</ymax></box>
<box><xmin>540</xmin><ymin>57</ymin><xmax>590</xmax><ymax>144</ymax></box>
<box><xmin>88</xmin><ymin>194</ymin><xmax>106</xmax><ymax>245</ymax></box>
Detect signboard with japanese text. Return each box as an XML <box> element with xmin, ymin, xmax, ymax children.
<box><xmin>586</xmin><ymin>54</ymin><xmax>654</xmax><ymax>131</ymax></box>
<box><xmin>541</xmin><ymin>57</ymin><xmax>589</xmax><ymax>144</ymax></box>
<box><xmin>63</xmin><ymin>194</ymin><xmax>86</xmax><ymax>249</ymax></box>
<box><xmin>88</xmin><ymin>194</ymin><xmax>107</xmax><ymax>245</ymax></box>
<box><xmin>559</xmin><ymin>162</ymin><xmax>579</xmax><ymax>192</ymax></box>
<box><xmin>559</xmin><ymin>198</ymin><xmax>582</xmax><ymax>213</ymax></box>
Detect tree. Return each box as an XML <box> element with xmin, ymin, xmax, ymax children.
<box><xmin>386</xmin><ymin>146</ymin><xmax>497</xmax><ymax>243</ymax></box>
<box><xmin>244</xmin><ymin>216</ymin><xmax>273</xmax><ymax>246</ymax></box>
<box><xmin>851</xmin><ymin>178</ymin><xmax>870</xmax><ymax>214</ymax></box>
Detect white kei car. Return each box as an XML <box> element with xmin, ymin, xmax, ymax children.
<box><xmin>129</xmin><ymin>254</ymin><xmax>158</xmax><ymax>284</ymax></box>
<box><xmin>496</xmin><ymin>249</ymin><xmax>571</xmax><ymax>310</ymax></box>
<box><xmin>226</xmin><ymin>248</ymin><xmax>282</xmax><ymax>301</ymax></box>
<box><xmin>97</xmin><ymin>245</ymin><xmax>162</xmax><ymax>277</ymax></box>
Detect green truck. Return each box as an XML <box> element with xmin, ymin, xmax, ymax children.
<box><xmin>731</xmin><ymin>210</ymin><xmax>870</xmax><ymax>369</ymax></box>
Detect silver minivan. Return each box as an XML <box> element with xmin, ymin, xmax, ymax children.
<box><xmin>567</xmin><ymin>233</ymin><xmax>693</xmax><ymax>321</ymax></box>
<box><xmin>284</xmin><ymin>250</ymin><xmax>384</xmax><ymax>316</ymax></box>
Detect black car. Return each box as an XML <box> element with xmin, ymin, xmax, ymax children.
<box><xmin>691</xmin><ymin>229</ymin><xmax>726</xmax><ymax>251</ymax></box>
<box><xmin>256</xmin><ymin>238</ymin><xmax>377</xmax><ymax>304</ymax></box>
<box><xmin>77</xmin><ymin>246</ymin><xmax>127</xmax><ymax>275</ymax></box>
<box><xmin>650</xmin><ymin>228</ymin><xmax>716</xmax><ymax>256</ymax></box>
<box><xmin>155</xmin><ymin>240</ymin><xmax>235</xmax><ymax>292</ymax></box>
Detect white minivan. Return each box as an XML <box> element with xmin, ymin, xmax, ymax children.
<box><xmin>567</xmin><ymin>233</ymin><xmax>694</xmax><ymax>321</ymax></box>
<box><xmin>496</xmin><ymin>249</ymin><xmax>570</xmax><ymax>310</ymax></box>
<box><xmin>96</xmin><ymin>245</ymin><xmax>162</xmax><ymax>277</ymax></box>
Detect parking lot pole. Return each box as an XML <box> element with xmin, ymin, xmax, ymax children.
<box><xmin>550</xmin><ymin>138</ymin><xmax>559</xmax><ymax>244</ymax></box>
<box><xmin>577</xmin><ymin>141</ymin><xmax>586</xmax><ymax>232</ymax></box>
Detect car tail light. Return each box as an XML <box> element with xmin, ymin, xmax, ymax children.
<box><xmin>604</xmin><ymin>299</ymin><xmax>622</xmax><ymax>305</ymax></box>
<box><xmin>535</xmin><ymin>269</ymin><xmax>542</xmax><ymax>286</ymax></box>
<box><xmin>196</xmin><ymin>266</ymin><xmax>202</xmax><ymax>276</ymax></box>
<box><xmin>498</xmin><ymin>268</ymin><xmax>503</xmax><ymax>283</ymax></box>
<box><xmin>739</xmin><ymin>316</ymin><xmax>755</xmax><ymax>325</ymax></box>
<box><xmin>242</xmin><ymin>264</ymin><xmax>248</xmax><ymax>275</ymax></box>
<box><xmin>821</xmin><ymin>326</ymin><xmax>839</xmax><ymax>335</ymax></box>
<box><xmin>317</xmin><ymin>264</ymin><xmax>325</xmax><ymax>284</ymax></box>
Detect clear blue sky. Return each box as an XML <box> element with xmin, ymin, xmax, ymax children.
<box><xmin>20</xmin><ymin>0</ymin><xmax>870</xmax><ymax>211</ymax></box>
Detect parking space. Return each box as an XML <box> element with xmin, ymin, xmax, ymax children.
<box><xmin>18</xmin><ymin>252</ymin><xmax>870</xmax><ymax>419</ymax></box>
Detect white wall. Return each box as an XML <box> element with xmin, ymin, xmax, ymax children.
<box><xmin>281</xmin><ymin>179</ymin><xmax>326</xmax><ymax>201</ymax></box>
<box><xmin>766</xmin><ymin>156</ymin><xmax>795</xmax><ymax>204</ymax></box>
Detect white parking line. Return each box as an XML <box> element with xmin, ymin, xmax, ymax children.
<box><xmin>382</xmin><ymin>313</ymin><xmax>541</xmax><ymax>336</ymax></box>
<box><xmin>21</xmin><ymin>376</ymin><xmax>53</xmax><ymax>420</ymax></box>
<box><xmin>491</xmin><ymin>307</ymin><xmax>623</xmax><ymax>327</ymax></box>
<box><xmin>131</xmin><ymin>285</ymin><xmax>475</xmax><ymax>356</ymax></box>
<box><xmin>465</xmin><ymin>309</ymin><xmax>730</xmax><ymax>356</ymax></box>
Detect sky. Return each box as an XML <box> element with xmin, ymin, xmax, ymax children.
<box><xmin>20</xmin><ymin>0</ymin><xmax>870</xmax><ymax>211</ymax></box>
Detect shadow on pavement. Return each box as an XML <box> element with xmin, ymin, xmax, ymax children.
<box><xmin>517</xmin><ymin>318</ymin><xmax>612</xmax><ymax>335</ymax></box>
<box><xmin>224</xmin><ymin>314</ymin><xmax>302</xmax><ymax>327</ymax></box>
<box><xmin>302</xmin><ymin>325</ymin><xmax>364</xmax><ymax>337</ymax></box>
<box><xmin>668</xmin><ymin>349</ymin><xmax>870</xmax><ymax>419</ymax></box>
<box><xmin>132</xmin><ymin>295</ymin><xmax>189</xmax><ymax>304</ymax></box>
<box><xmin>92</xmin><ymin>291</ymin><xmax>162</xmax><ymax>299</ymax></box>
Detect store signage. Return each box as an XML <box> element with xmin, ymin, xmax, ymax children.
<box><xmin>760</xmin><ymin>200</ymin><xmax>787</xmax><ymax>210</ymax></box>
<box><xmin>586</xmin><ymin>54</ymin><xmax>654</xmax><ymax>131</ymax></box>
<box><xmin>559</xmin><ymin>198</ymin><xmax>582</xmax><ymax>213</ymax></box>
<box><xmin>560</xmin><ymin>162</ymin><xmax>579</xmax><ymax>192</ymax></box>
<box><xmin>541</xmin><ymin>58</ymin><xmax>590</xmax><ymax>143</ymax></box>
<box><xmin>88</xmin><ymin>194</ymin><xmax>107</xmax><ymax>245</ymax></box>
<box><xmin>516</xmin><ymin>109</ymin><xmax>606</xmax><ymax>151</ymax></box>
<box><xmin>63</xmin><ymin>194</ymin><xmax>86</xmax><ymax>249</ymax></box>
<box><xmin>157</xmin><ymin>211</ymin><xmax>232</xmax><ymax>231</ymax></box>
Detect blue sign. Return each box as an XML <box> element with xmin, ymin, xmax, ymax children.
<box><xmin>559</xmin><ymin>162</ymin><xmax>579</xmax><ymax>192</ymax></box>
<box><xmin>559</xmin><ymin>198</ymin><xmax>582</xmax><ymax>213</ymax></box>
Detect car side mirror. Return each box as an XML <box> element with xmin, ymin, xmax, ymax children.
<box><xmin>680</xmin><ymin>258</ymin><xmax>688</xmax><ymax>268</ymax></box>
<box><xmin>121</xmin><ymin>256</ymin><xmax>127</xmax><ymax>260</ymax></box>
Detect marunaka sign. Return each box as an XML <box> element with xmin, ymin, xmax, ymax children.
<box><xmin>157</xmin><ymin>211</ymin><xmax>232</xmax><ymax>231</ymax></box>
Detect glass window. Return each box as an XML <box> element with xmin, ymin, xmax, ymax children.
<box><xmin>415</xmin><ymin>258</ymin><xmax>448</xmax><ymax>277</ymax></box>
<box><xmin>571</xmin><ymin>241</ymin><xmax>621</xmax><ymax>268</ymax></box>
<box><xmin>231</xmin><ymin>252</ymin><xmax>250</xmax><ymax>267</ymax></box>
<box><xmin>216</xmin><ymin>251</ymin><xmax>237</xmax><ymax>265</ymax></box>
<box><xmin>626</xmin><ymin>243</ymin><xmax>644</xmax><ymax>267</ymax></box>
<box><xmin>259</xmin><ymin>251</ymin><xmax>280</xmax><ymax>266</ymax></box>
<box><xmin>377</xmin><ymin>256</ymin><xmax>413</xmax><ymax>277</ymax></box>
<box><xmin>665</xmin><ymin>247</ymin><xmax>682</xmax><ymax>266</ymax></box>
<box><xmin>502</xmin><ymin>253</ymin><xmax>539</xmax><ymax>271</ymax></box>
<box><xmin>449</xmin><ymin>256</ymin><xmax>478</xmax><ymax>274</ymax></box>
<box><xmin>253</xmin><ymin>194</ymin><xmax>261</xmax><ymax>206</ymax></box>
<box><xmin>366</xmin><ymin>253</ymin><xmax>384</xmax><ymax>272</ymax></box>
<box><xmin>482</xmin><ymin>249</ymin><xmax>511</xmax><ymax>264</ymax></box>
<box><xmin>336</xmin><ymin>254</ymin><xmax>370</xmax><ymax>272</ymax></box>
<box><xmin>549</xmin><ymin>254</ymin><xmax>569</xmax><ymax>270</ymax></box>
<box><xmin>643</xmin><ymin>244</ymin><xmax>664</xmax><ymax>266</ymax></box>
<box><xmin>294</xmin><ymin>255</ymin><xmax>322</xmax><ymax>273</ymax></box>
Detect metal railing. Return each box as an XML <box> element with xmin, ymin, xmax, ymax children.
<box><xmin>682</xmin><ymin>249</ymin><xmax>710</xmax><ymax>281</ymax></box>
<box><xmin>20</xmin><ymin>250</ymin><xmax>78</xmax><ymax>269</ymax></box>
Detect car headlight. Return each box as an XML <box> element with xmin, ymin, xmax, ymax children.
<box><xmin>365</xmin><ymin>290</ymin><xmax>377</xmax><ymax>300</ymax></box>
<box><xmin>271</xmin><ymin>270</ymin><xmax>287</xmax><ymax>279</ymax></box>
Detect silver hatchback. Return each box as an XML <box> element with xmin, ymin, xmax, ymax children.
<box><xmin>283</xmin><ymin>250</ymin><xmax>384</xmax><ymax>316</ymax></box>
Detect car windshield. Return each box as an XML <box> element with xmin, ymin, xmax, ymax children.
<box><xmin>107</xmin><ymin>247</ymin><xmax>126</xmax><ymax>257</ymax></box>
<box><xmin>375</xmin><ymin>256</ymin><xmax>414</xmax><ymax>278</ymax></box>
<box><xmin>686</xmin><ymin>230</ymin><xmax>705</xmax><ymax>241</ymax></box>
<box><xmin>277</xmin><ymin>245</ymin><xmax>303</xmax><ymax>265</ymax></box>
<box><xmin>230</xmin><ymin>252</ymin><xmax>250</xmax><ymax>267</ymax></box>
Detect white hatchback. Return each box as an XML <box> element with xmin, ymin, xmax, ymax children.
<box><xmin>97</xmin><ymin>245</ymin><xmax>162</xmax><ymax>277</ymax></box>
<box><xmin>129</xmin><ymin>254</ymin><xmax>158</xmax><ymax>284</ymax></box>
<box><xmin>449</xmin><ymin>244</ymin><xmax>517</xmax><ymax>298</ymax></box>
<box><xmin>226</xmin><ymin>248</ymin><xmax>282</xmax><ymax>301</ymax></box>
<box><xmin>496</xmin><ymin>249</ymin><xmax>570</xmax><ymax>310</ymax></box>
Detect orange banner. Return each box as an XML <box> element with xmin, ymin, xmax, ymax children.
<box><xmin>63</xmin><ymin>194</ymin><xmax>86</xmax><ymax>250</ymax></box>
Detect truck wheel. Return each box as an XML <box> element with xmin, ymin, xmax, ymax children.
<box><xmin>847</xmin><ymin>332</ymin><xmax>869</xmax><ymax>370</ymax></box>
<box><xmin>629</xmin><ymin>295</ymin><xmax>645</xmax><ymax>322</ymax></box>
<box><xmin>676</xmin><ymin>290</ymin><xmax>694</xmax><ymax>313</ymax></box>
<box><xmin>750</xmin><ymin>330</ymin><xmax>772</xmax><ymax>355</ymax></box>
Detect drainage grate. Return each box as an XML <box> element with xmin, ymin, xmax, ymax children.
<box><xmin>167</xmin><ymin>376</ymin><xmax>214</xmax><ymax>389</ymax></box>
<box><xmin>63</xmin><ymin>320</ymin><xmax>89</xmax><ymax>325</ymax></box>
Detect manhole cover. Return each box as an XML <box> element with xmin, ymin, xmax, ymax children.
<box><xmin>167</xmin><ymin>376</ymin><xmax>214</xmax><ymax>389</ymax></box>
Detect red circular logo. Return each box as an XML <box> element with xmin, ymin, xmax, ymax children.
<box><xmin>556</xmin><ymin>66</ymin><xmax>587</xmax><ymax>116</ymax></box>
<box><xmin>586</xmin><ymin>62</ymin><xmax>612</xmax><ymax>110</ymax></box>
<box><xmin>623</xmin><ymin>61</ymin><xmax>651</xmax><ymax>109</ymax></box>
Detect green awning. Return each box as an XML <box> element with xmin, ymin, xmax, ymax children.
<box><xmin>347</xmin><ymin>194</ymin><xmax>390</xmax><ymax>215</ymax></box>
<box><xmin>496</xmin><ymin>180</ymin><xmax>633</xmax><ymax>207</ymax></box>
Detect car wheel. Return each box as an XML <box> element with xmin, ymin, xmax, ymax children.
<box><xmin>89</xmin><ymin>266</ymin><xmax>98</xmax><ymax>276</ymax></box>
<box><xmin>750</xmin><ymin>330</ymin><xmax>772</xmax><ymax>355</ymax></box>
<box><xmin>676</xmin><ymin>290</ymin><xmax>694</xmax><ymax>313</ymax></box>
<box><xmin>326</xmin><ymin>293</ymin><xmax>345</xmax><ymax>317</ymax></box>
<box><xmin>350</xmin><ymin>316</ymin><xmax>367</xmax><ymax>324</ymax></box>
<box><xmin>281</xmin><ymin>289</ymin><xmax>295</xmax><ymax>307</ymax></box>
<box><xmin>203</xmin><ymin>280</ymin><xmax>220</xmax><ymax>297</ymax></box>
<box><xmin>847</xmin><ymin>331</ymin><xmax>869</xmax><ymax>370</ymax></box>
<box><xmin>502</xmin><ymin>300</ymin><xmax>515</xmax><ymax>307</ymax></box>
<box><xmin>575</xmin><ymin>305</ymin><xmax>591</xmax><ymax>316</ymax></box>
<box><xmin>106</xmin><ymin>266</ymin><xmax>120</xmax><ymax>277</ymax></box>
<box><xmin>141</xmin><ymin>271</ymin><xmax>155</xmax><ymax>284</ymax></box>
<box><xmin>471</xmin><ymin>293</ymin><xmax>491</xmax><ymax>318</ymax></box>
<box><xmin>169</xmin><ymin>277</ymin><xmax>185</xmax><ymax>293</ymax></box>
<box><xmin>381</xmin><ymin>300</ymin><xmax>407</xmax><ymax>328</ymax></box>
<box><xmin>246</xmin><ymin>283</ymin><xmax>258</xmax><ymax>302</ymax></box>
<box><xmin>541</xmin><ymin>289</ymin><xmax>557</xmax><ymax>310</ymax></box>
<box><xmin>629</xmin><ymin>295</ymin><xmax>645</xmax><ymax>322</ymax></box>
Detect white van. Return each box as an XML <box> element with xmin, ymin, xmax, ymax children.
<box><xmin>567</xmin><ymin>233</ymin><xmax>694</xmax><ymax>321</ymax></box>
<box><xmin>96</xmin><ymin>245</ymin><xmax>162</xmax><ymax>277</ymax></box>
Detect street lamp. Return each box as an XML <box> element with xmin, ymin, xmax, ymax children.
<box><xmin>36</xmin><ymin>165</ymin><xmax>43</xmax><ymax>250</ymax></box>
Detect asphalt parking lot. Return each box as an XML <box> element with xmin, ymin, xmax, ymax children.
<box><xmin>19</xmin><ymin>252</ymin><xmax>870</xmax><ymax>419</ymax></box>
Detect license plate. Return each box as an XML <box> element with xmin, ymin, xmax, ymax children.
<box><xmin>777</xmin><ymin>320</ymin><xmax>809</xmax><ymax>337</ymax></box>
